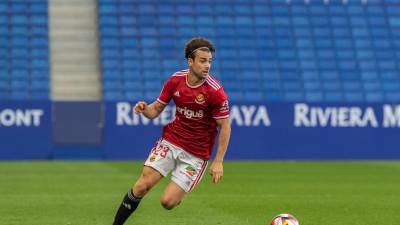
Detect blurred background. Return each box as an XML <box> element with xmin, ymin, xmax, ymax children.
<box><xmin>0</xmin><ymin>0</ymin><xmax>400</xmax><ymax>160</ymax></box>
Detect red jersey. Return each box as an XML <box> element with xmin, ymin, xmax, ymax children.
<box><xmin>157</xmin><ymin>69</ymin><xmax>229</xmax><ymax>160</ymax></box>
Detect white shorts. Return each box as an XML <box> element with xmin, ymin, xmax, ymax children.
<box><xmin>144</xmin><ymin>139</ymin><xmax>208</xmax><ymax>193</ymax></box>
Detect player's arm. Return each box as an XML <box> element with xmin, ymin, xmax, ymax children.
<box><xmin>134</xmin><ymin>100</ymin><xmax>167</xmax><ymax>119</ymax></box>
<box><xmin>210</xmin><ymin>117</ymin><xmax>231</xmax><ymax>184</ymax></box>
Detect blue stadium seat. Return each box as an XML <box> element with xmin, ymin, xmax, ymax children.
<box><xmin>31</xmin><ymin>91</ymin><xmax>49</xmax><ymax>100</ymax></box>
<box><xmin>103</xmin><ymin>80</ymin><xmax>122</xmax><ymax>90</ymax></box>
<box><xmin>343</xmin><ymin>81</ymin><xmax>362</xmax><ymax>91</ymax></box>
<box><xmin>305</xmin><ymin>91</ymin><xmax>324</xmax><ymax>102</ymax></box>
<box><xmin>194</xmin><ymin>4</ymin><xmax>213</xmax><ymax>16</ymax></box>
<box><xmin>0</xmin><ymin>80</ymin><xmax>8</xmax><ymax>90</ymax></box>
<box><xmin>11</xmin><ymin>90</ymin><xmax>29</xmax><ymax>100</ymax></box>
<box><xmin>159</xmin><ymin>16</ymin><xmax>175</xmax><ymax>26</ymax></box>
<box><xmin>363</xmin><ymin>82</ymin><xmax>381</xmax><ymax>91</ymax></box>
<box><xmin>31</xmin><ymin>80</ymin><xmax>49</xmax><ymax>91</ymax></box>
<box><xmin>31</xmin><ymin>2</ymin><xmax>48</xmax><ymax>14</ymax></box>
<box><xmin>11</xmin><ymin>2</ymin><xmax>28</xmax><ymax>13</ymax></box>
<box><xmin>234</xmin><ymin>4</ymin><xmax>252</xmax><ymax>15</ymax></box>
<box><xmin>284</xmin><ymin>91</ymin><xmax>303</xmax><ymax>102</ymax></box>
<box><xmin>381</xmin><ymin>71</ymin><xmax>400</xmax><ymax>80</ymax></box>
<box><xmin>223</xmin><ymin>80</ymin><xmax>241</xmax><ymax>92</ymax></box>
<box><xmin>11</xmin><ymin>48</ymin><xmax>29</xmax><ymax>58</ymax></box>
<box><xmin>123</xmin><ymin>69</ymin><xmax>141</xmax><ymax>80</ymax></box>
<box><xmin>104</xmin><ymin>91</ymin><xmax>124</xmax><ymax>100</ymax></box>
<box><xmin>0</xmin><ymin>26</ymin><xmax>7</xmax><ymax>37</ymax></box>
<box><xmin>31</xmin><ymin>26</ymin><xmax>48</xmax><ymax>36</ymax></box>
<box><xmin>11</xmin><ymin>26</ymin><xmax>28</xmax><ymax>36</ymax></box>
<box><xmin>99</xmin><ymin>3</ymin><xmax>117</xmax><ymax>15</ymax></box>
<box><xmin>117</xmin><ymin>3</ymin><xmax>135</xmax><ymax>16</ymax></box>
<box><xmin>176</xmin><ymin>4</ymin><xmax>195</xmax><ymax>15</ymax></box>
<box><xmin>138</xmin><ymin>4</ymin><xmax>156</xmax><ymax>14</ymax></box>
<box><xmin>143</xmin><ymin>81</ymin><xmax>161</xmax><ymax>91</ymax></box>
<box><xmin>359</xmin><ymin>60</ymin><xmax>376</xmax><ymax>71</ymax></box>
<box><xmin>124</xmin><ymin>81</ymin><xmax>142</xmax><ymax>90</ymax></box>
<box><xmin>102</xmin><ymin>12</ymin><xmax>118</xmax><ymax>26</ymax></box>
<box><xmin>375</xmin><ymin>51</ymin><xmax>395</xmax><ymax>59</ymax></box>
<box><xmin>323</xmin><ymin>81</ymin><xmax>341</xmax><ymax>91</ymax></box>
<box><xmin>31</xmin><ymin>59</ymin><xmax>49</xmax><ymax>69</ymax></box>
<box><xmin>235</xmin><ymin>16</ymin><xmax>253</xmax><ymax>26</ymax></box>
<box><xmin>31</xmin><ymin>16</ymin><xmax>48</xmax><ymax>25</ymax></box>
<box><xmin>119</xmin><ymin>16</ymin><xmax>136</xmax><ymax>26</ymax></box>
<box><xmin>339</xmin><ymin>71</ymin><xmax>360</xmax><ymax>81</ymax></box>
<box><xmin>243</xmin><ymin>91</ymin><xmax>263</xmax><ymax>102</ymax></box>
<box><xmin>125</xmin><ymin>91</ymin><xmax>143</xmax><ymax>100</ymax></box>
<box><xmin>11</xmin><ymin>15</ymin><xmax>28</xmax><ymax>25</ymax></box>
<box><xmin>385</xmin><ymin>92</ymin><xmax>400</xmax><ymax>101</ymax></box>
<box><xmin>11</xmin><ymin>80</ymin><xmax>29</xmax><ymax>90</ymax></box>
<box><xmin>304</xmin><ymin>81</ymin><xmax>321</xmax><ymax>91</ymax></box>
<box><xmin>96</xmin><ymin>0</ymin><xmax>397</xmax><ymax>102</ymax></box>
<box><xmin>158</xmin><ymin>4</ymin><xmax>175</xmax><ymax>15</ymax></box>
<box><xmin>361</xmin><ymin>72</ymin><xmax>379</xmax><ymax>80</ymax></box>
<box><xmin>264</xmin><ymin>91</ymin><xmax>283</xmax><ymax>101</ymax></box>
<box><xmin>352</xmin><ymin>28</ymin><xmax>370</xmax><ymax>39</ymax></box>
<box><xmin>325</xmin><ymin>92</ymin><xmax>344</xmax><ymax>102</ymax></box>
<box><xmin>31</xmin><ymin>37</ymin><xmax>48</xmax><ymax>47</ymax></box>
<box><xmin>345</xmin><ymin>92</ymin><xmax>364</xmax><ymax>102</ymax></box>
<box><xmin>11</xmin><ymin>69</ymin><xmax>29</xmax><ymax>79</ymax></box>
<box><xmin>144</xmin><ymin>91</ymin><xmax>160</xmax><ymax>101</ymax></box>
<box><xmin>383</xmin><ymin>81</ymin><xmax>400</xmax><ymax>91</ymax></box>
<box><xmin>0</xmin><ymin>3</ymin><xmax>8</xmax><ymax>15</ymax></box>
<box><xmin>283</xmin><ymin>81</ymin><xmax>302</xmax><ymax>91</ymax></box>
<box><xmin>302</xmin><ymin>70</ymin><xmax>320</xmax><ymax>80</ymax></box>
<box><xmin>365</xmin><ymin>92</ymin><xmax>383</xmax><ymax>102</ymax></box>
<box><xmin>228</xmin><ymin>91</ymin><xmax>243</xmax><ymax>101</ymax></box>
<box><xmin>214</xmin><ymin>4</ymin><xmax>233</xmax><ymax>15</ymax></box>
<box><xmin>31</xmin><ymin>70</ymin><xmax>49</xmax><ymax>79</ymax></box>
<box><xmin>177</xmin><ymin>16</ymin><xmax>195</xmax><ymax>26</ymax></box>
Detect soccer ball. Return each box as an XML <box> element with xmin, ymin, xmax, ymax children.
<box><xmin>270</xmin><ymin>213</ymin><xmax>299</xmax><ymax>225</ymax></box>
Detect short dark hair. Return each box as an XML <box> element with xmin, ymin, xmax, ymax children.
<box><xmin>184</xmin><ymin>37</ymin><xmax>215</xmax><ymax>59</ymax></box>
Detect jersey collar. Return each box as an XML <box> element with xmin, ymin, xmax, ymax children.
<box><xmin>185</xmin><ymin>73</ymin><xmax>207</xmax><ymax>89</ymax></box>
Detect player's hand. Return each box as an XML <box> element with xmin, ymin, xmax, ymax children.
<box><xmin>134</xmin><ymin>101</ymin><xmax>147</xmax><ymax>114</ymax></box>
<box><xmin>209</xmin><ymin>161</ymin><xmax>223</xmax><ymax>184</ymax></box>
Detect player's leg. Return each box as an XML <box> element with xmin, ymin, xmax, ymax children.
<box><xmin>132</xmin><ymin>165</ymin><xmax>163</xmax><ymax>197</ymax></box>
<box><xmin>160</xmin><ymin>181</ymin><xmax>187</xmax><ymax>210</ymax></box>
<box><xmin>112</xmin><ymin>166</ymin><xmax>163</xmax><ymax>225</ymax></box>
<box><xmin>160</xmin><ymin>150</ymin><xmax>208</xmax><ymax>210</ymax></box>
<box><xmin>112</xmin><ymin>139</ymin><xmax>175</xmax><ymax>225</ymax></box>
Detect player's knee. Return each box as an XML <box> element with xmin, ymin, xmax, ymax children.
<box><xmin>133</xmin><ymin>181</ymin><xmax>151</xmax><ymax>197</ymax></box>
<box><xmin>160</xmin><ymin>198</ymin><xmax>180</xmax><ymax>210</ymax></box>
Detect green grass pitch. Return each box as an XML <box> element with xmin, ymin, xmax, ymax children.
<box><xmin>1</xmin><ymin>161</ymin><xmax>399</xmax><ymax>225</ymax></box>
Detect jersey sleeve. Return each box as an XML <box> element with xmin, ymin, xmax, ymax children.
<box><xmin>157</xmin><ymin>78</ymin><xmax>174</xmax><ymax>105</ymax></box>
<box><xmin>211</xmin><ymin>88</ymin><xmax>230</xmax><ymax>119</ymax></box>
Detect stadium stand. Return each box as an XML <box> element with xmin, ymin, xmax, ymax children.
<box><xmin>96</xmin><ymin>0</ymin><xmax>400</xmax><ymax>102</ymax></box>
<box><xmin>0</xmin><ymin>0</ymin><xmax>50</xmax><ymax>100</ymax></box>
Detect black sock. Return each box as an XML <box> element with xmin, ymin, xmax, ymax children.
<box><xmin>112</xmin><ymin>189</ymin><xmax>142</xmax><ymax>225</ymax></box>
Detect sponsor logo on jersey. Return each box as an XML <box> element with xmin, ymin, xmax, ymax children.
<box><xmin>174</xmin><ymin>91</ymin><xmax>180</xmax><ymax>97</ymax></box>
<box><xmin>195</xmin><ymin>93</ymin><xmax>205</xmax><ymax>105</ymax></box>
<box><xmin>185</xmin><ymin>165</ymin><xmax>196</xmax><ymax>176</ymax></box>
<box><xmin>176</xmin><ymin>106</ymin><xmax>204</xmax><ymax>119</ymax></box>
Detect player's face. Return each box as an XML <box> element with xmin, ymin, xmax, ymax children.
<box><xmin>188</xmin><ymin>50</ymin><xmax>212</xmax><ymax>80</ymax></box>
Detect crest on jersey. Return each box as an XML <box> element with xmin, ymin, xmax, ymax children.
<box><xmin>195</xmin><ymin>93</ymin><xmax>205</xmax><ymax>104</ymax></box>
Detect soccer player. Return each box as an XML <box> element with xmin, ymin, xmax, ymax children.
<box><xmin>112</xmin><ymin>37</ymin><xmax>231</xmax><ymax>225</ymax></box>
